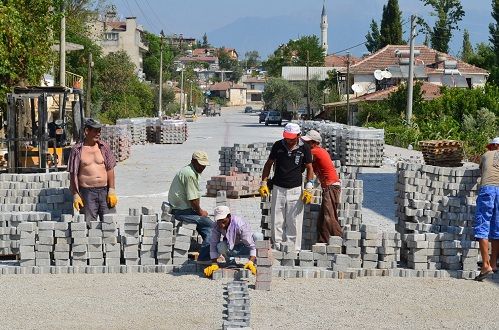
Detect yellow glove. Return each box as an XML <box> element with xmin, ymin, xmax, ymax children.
<box><xmin>73</xmin><ymin>194</ymin><xmax>84</xmax><ymax>211</ymax></box>
<box><xmin>107</xmin><ymin>188</ymin><xmax>118</xmax><ymax>208</ymax></box>
<box><xmin>301</xmin><ymin>189</ymin><xmax>313</xmax><ymax>204</ymax></box>
<box><xmin>244</xmin><ymin>260</ymin><xmax>257</xmax><ymax>275</ymax></box>
<box><xmin>203</xmin><ymin>263</ymin><xmax>220</xmax><ymax>278</ymax></box>
<box><xmin>258</xmin><ymin>181</ymin><xmax>270</xmax><ymax>197</ymax></box>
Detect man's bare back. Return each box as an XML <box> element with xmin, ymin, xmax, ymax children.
<box><xmin>78</xmin><ymin>144</ymin><xmax>107</xmax><ymax>188</ymax></box>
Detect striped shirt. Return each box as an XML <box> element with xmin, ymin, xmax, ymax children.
<box><xmin>67</xmin><ymin>140</ymin><xmax>116</xmax><ymax>193</ymax></box>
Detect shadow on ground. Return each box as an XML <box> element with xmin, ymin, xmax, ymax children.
<box><xmin>358</xmin><ymin>172</ymin><xmax>397</xmax><ymax>224</ymax></box>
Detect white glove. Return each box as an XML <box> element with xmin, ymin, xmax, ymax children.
<box><xmin>305</xmin><ymin>180</ymin><xmax>314</xmax><ymax>190</ymax></box>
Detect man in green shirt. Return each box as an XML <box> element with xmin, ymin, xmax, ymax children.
<box><xmin>168</xmin><ymin>151</ymin><xmax>214</xmax><ymax>259</ymax></box>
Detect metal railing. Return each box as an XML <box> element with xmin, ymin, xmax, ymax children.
<box><xmin>65</xmin><ymin>71</ymin><xmax>84</xmax><ymax>90</ymax></box>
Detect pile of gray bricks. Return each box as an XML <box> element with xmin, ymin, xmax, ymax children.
<box><xmin>395</xmin><ymin>162</ymin><xmax>480</xmax><ymax>271</ymax></box>
<box><xmin>172</xmin><ymin>221</ymin><xmax>196</xmax><ymax>266</ymax></box>
<box><xmin>155</xmin><ymin>120</ymin><xmax>188</xmax><ymax>144</ymax></box>
<box><xmin>206</xmin><ymin>173</ymin><xmax>260</xmax><ymax>198</ymax></box>
<box><xmin>222</xmin><ymin>281</ymin><xmax>251</xmax><ymax>329</ymax></box>
<box><xmin>156</xmin><ymin>221</ymin><xmax>174</xmax><ymax>265</ymax></box>
<box><xmin>255</xmin><ymin>240</ymin><xmax>272</xmax><ymax>290</ymax></box>
<box><xmin>116</xmin><ymin>118</ymin><xmax>147</xmax><ymax>145</ymax></box>
<box><xmin>100</xmin><ymin>125</ymin><xmax>132</xmax><ymax>162</ymax></box>
<box><xmin>123</xmin><ymin>210</ymin><xmax>141</xmax><ymax>266</ymax></box>
<box><xmin>140</xmin><ymin>209</ymin><xmax>158</xmax><ymax>266</ymax></box>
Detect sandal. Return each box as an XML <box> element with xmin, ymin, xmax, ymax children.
<box><xmin>474</xmin><ymin>270</ymin><xmax>494</xmax><ymax>281</ymax></box>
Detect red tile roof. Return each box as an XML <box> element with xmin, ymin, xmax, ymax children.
<box><xmin>209</xmin><ymin>82</ymin><xmax>246</xmax><ymax>91</ymax></box>
<box><xmin>179</xmin><ymin>56</ymin><xmax>218</xmax><ymax>63</ymax></box>
<box><xmin>324</xmin><ymin>54</ymin><xmax>360</xmax><ymax>68</ymax></box>
<box><xmin>354</xmin><ymin>81</ymin><xmax>442</xmax><ymax>102</ymax></box>
<box><xmin>351</xmin><ymin>45</ymin><xmax>488</xmax><ymax>75</ymax></box>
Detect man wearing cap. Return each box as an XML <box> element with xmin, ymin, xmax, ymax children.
<box><xmin>168</xmin><ymin>151</ymin><xmax>213</xmax><ymax>252</ymax></box>
<box><xmin>302</xmin><ymin>130</ymin><xmax>342</xmax><ymax>243</ymax></box>
<box><xmin>203</xmin><ymin>206</ymin><xmax>261</xmax><ymax>277</ymax></box>
<box><xmin>68</xmin><ymin>118</ymin><xmax>118</xmax><ymax>223</ymax></box>
<box><xmin>259</xmin><ymin>122</ymin><xmax>314</xmax><ymax>251</ymax></box>
<box><xmin>474</xmin><ymin>137</ymin><xmax>499</xmax><ymax>281</ymax></box>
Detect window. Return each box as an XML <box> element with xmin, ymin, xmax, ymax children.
<box><xmin>250</xmin><ymin>84</ymin><xmax>255</xmax><ymax>89</ymax></box>
<box><xmin>104</xmin><ymin>32</ymin><xmax>119</xmax><ymax>41</ymax></box>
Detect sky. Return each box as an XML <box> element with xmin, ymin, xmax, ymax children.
<box><xmin>110</xmin><ymin>0</ymin><xmax>492</xmax><ymax>58</ymax></box>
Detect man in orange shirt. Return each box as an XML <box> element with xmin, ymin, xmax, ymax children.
<box><xmin>302</xmin><ymin>129</ymin><xmax>342</xmax><ymax>243</ymax></box>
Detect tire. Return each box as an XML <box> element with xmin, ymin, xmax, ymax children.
<box><xmin>278</xmin><ymin>121</ymin><xmax>282</xmax><ymax>126</ymax></box>
<box><xmin>265</xmin><ymin>122</ymin><xmax>269</xmax><ymax>126</ymax></box>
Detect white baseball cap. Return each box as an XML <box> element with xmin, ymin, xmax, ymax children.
<box><xmin>301</xmin><ymin>129</ymin><xmax>322</xmax><ymax>143</ymax></box>
<box><xmin>283</xmin><ymin>123</ymin><xmax>301</xmax><ymax>139</ymax></box>
<box><xmin>214</xmin><ymin>205</ymin><xmax>230</xmax><ymax>221</ymax></box>
<box><xmin>488</xmin><ymin>137</ymin><xmax>499</xmax><ymax>146</ymax></box>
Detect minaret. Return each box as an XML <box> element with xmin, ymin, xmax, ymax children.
<box><xmin>320</xmin><ymin>1</ymin><xmax>328</xmax><ymax>55</ymax></box>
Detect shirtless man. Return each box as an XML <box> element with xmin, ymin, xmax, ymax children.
<box><xmin>68</xmin><ymin>118</ymin><xmax>117</xmax><ymax>222</ymax></box>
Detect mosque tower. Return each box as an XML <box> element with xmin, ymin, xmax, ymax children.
<box><xmin>320</xmin><ymin>1</ymin><xmax>328</xmax><ymax>55</ymax></box>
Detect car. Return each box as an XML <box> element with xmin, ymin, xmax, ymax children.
<box><xmin>258</xmin><ymin>110</ymin><xmax>269</xmax><ymax>123</ymax></box>
<box><xmin>244</xmin><ymin>106</ymin><xmax>253</xmax><ymax>113</ymax></box>
<box><xmin>265</xmin><ymin>111</ymin><xmax>282</xmax><ymax>126</ymax></box>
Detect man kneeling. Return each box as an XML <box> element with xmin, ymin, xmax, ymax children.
<box><xmin>203</xmin><ymin>206</ymin><xmax>262</xmax><ymax>277</ymax></box>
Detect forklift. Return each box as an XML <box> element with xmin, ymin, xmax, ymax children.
<box><xmin>1</xmin><ymin>86</ymin><xmax>84</xmax><ymax>173</ymax></box>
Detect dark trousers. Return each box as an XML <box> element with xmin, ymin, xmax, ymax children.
<box><xmin>317</xmin><ymin>185</ymin><xmax>342</xmax><ymax>243</ymax></box>
<box><xmin>171</xmin><ymin>208</ymin><xmax>214</xmax><ymax>247</ymax></box>
<box><xmin>79</xmin><ymin>186</ymin><xmax>111</xmax><ymax>223</ymax></box>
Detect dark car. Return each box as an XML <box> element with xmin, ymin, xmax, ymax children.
<box><xmin>258</xmin><ymin>110</ymin><xmax>269</xmax><ymax>123</ymax></box>
<box><xmin>244</xmin><ymin>106</ymin><xmax>253</xmax><ymax>113</ymax></box>
<box><xmin>265</xmin><ymin>111</ymin><xmax>282</xmax><ymax>126</ymax></box>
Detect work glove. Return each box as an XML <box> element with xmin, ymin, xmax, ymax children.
<box><xmin>107</xmin><ymin>188</ymin><xmax>118</xmax><ymax>208</ymax></box>
<box><xmin>258</xmin><ymin>181</ymin><xmax>270</xmax><ymax>198</ymax></box>
<box><xmin>203</xmin><ymin>263</ymin><xmax>220</xmax><ymax>278</ymax></box>
<box><xmin>73</xmin><ymin>194</ymin><xmax>84</xmax><ymax>211</ymax></box>
<box><xmin>243</xmin><ymin>260</ymin><xmax>257</xmax><ymax>275</ymax></box>
<box><xmin>301</xmin><ymin>180</ymin><xmax>314</xmax><ymax>204</ymax></box>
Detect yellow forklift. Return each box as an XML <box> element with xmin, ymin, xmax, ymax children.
<box><xmin>1</xmin><ymin>86</ymin><xmax>84</xmax><ymax>173</ymax></box>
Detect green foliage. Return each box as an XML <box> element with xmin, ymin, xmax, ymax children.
<box><xmin>460</xmin><ymin>29</ymin><xmax>474</xmax><ymax>62</ymax></box>
<box><xmin>218</xmin><ymin>49</ymin><xmax>242</xmax><ymax>82</ymax></box>
<box><xmin>262</xmin><ymin>78</ymin><xmax>301</xmax><ymax>112</ymax></box>
<box><xmin>462</xmin><ymin>107</ymin><xmax>498</xmax><ymax>157</ymax></box>
<box><xmin>365</xmin><ymin>20</ymin><xmax>381</xmax><ymax>53</ymax></box>
<box><xmin>379</xmin><ymin>0</ymin><xmax>404</xmax><ymax>47</ymax></box>
<box><xmin>244</xmin><ymin>50</ymin><xmax>260</xmax><ymax>69</ymax></box>
<box><xmin>201</xmin><ymin>33</ymin><xmax>210</xmax><ymax>48</ymax></box>
<box><xmin>263</xmin><ymin>35</ymin><xmax>325</xmax><ymax>77</ymax></box>
<box><xmin>421</xmin><ymin>0</ymin><xmax>465</xmax><ymax>53</ymax></box>
<box><xmin>490</xmin><ymin>0</ymin><xmax>499</xmax><ymax>57</ymax></box>
<box><xmin>142</xmin><ymin>31</ymin><xmax>175</xmax><ymax>83</ymax></box>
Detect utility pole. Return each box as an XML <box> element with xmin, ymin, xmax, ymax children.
<box><xmin>406</xmin><ymin>15</ymin><xmax>416</xmax><ymax>125</ymax></box>
<box><xmin>346</xmin><ymin>52</ymin><xmax>351</xmax><ymax>125</ymax></box>
<box><xmin>85</xmin><ymin>53</ymin><xmax>93</xmax><ymax>117</ymax></box>
<box><xmin>189</xmin><ymin>80</ymin><xmax>193</xmax><ymax>110</ymax></box>
<box><xmin>306</xmin><ymin>50</ymin><xmax>311</xmax><ymax>119</ymax></box>
<box><xmin>180</xmin><ymin>68</ymin><xmax>185</xmax><ymax>116</ymax></box>
<box><xmin>158</xmin><ymin>30</ymin><xmax>165</xmax><ymax>117</ymax></box>
<box><xmin>59</xmin><ymin>2</ymin><xmax>66</xmax><ymax>87</ymax></box>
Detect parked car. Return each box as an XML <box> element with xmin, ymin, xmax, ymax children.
<box><xmin>244</xmin><ymin>106</ymin><xmax>253</xmax><ymax>113</ymax></box>
<box><xmin>265</xmin><ymin>111</ymin><xmax>282</xmax><ymax>126</ymax></box>
<box><xmin>258</xmin><ymin>110</ymin><xmax>269</xmax><ymax>123</ymax></box>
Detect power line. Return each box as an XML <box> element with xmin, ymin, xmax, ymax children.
<box><xmin>132</xmin><ymin>0</ymin><xmax>160</xmax><ymax>32</ymax></box>
<box><xmin>331</xmin><ymin>41</ymin><xmax>368</xmax><ymax>55</ymax></box>
<box><xmin>144</xmin><ymin>0</ymin><xmax>165</xmax><ymax>32</ymax></box>
<box><xmin>121</xmin><ymin>0</ymin><xmax>134</xmax><ymax>16</ymax></box>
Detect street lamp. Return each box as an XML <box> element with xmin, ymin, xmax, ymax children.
<box><xmin>158</xmin><ymin>30</ymin><xmax>165</xmax><ymax>117</ymax></box>
<box><xmin>176</xmin><ymin>63</ymin><xmax>185</xmax><ymax>116</ymax></box>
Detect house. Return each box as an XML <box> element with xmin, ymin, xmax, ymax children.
<box><xmin>208</xmin><ymin>82</ymin><xmax>247</xmax><ymax>106</ymax></box>
<box><xmin>324</xmin><ymin>54</ymin><xmax>360</xmax><ymax>70</ymax></box>
<box><xmin>241</xmin><ymin>76</ymin><xmax>266</xmax><ymax>104</ymax></box>
<box><xmin>348</xmin><ymin>45</ymin><xmax>489</xmax><ymax>96</ymax></box>
<box><xmin>166</xmin><ymin>34</ymin><xmax>196</xmax><ymax>49</ymax></box>
<box><xmin>88</xmin><ymin>11</ymin><xmax>148</xmax><ymax>79</ymax></box>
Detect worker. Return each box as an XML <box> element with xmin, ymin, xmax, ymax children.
<box><xmin>259</xmin><ymin>123</ymin><xmax>314</xmax><ymax>251</ymax></box>
<box><xmin>168</xmin><ymin>151</ymin><xmax>214</xmax><ymax>253</ymax></box>
<box><xmin>474</xmin><ymin>137</ymin><xmax>499</xmax><ymax>281</ymax></box>
<box><xmin>301</xmin><ymin>129</ymin><xmax>342</xmax><ymax>243</ymax></box>
<box><xmin>203</xmin><ymin>205</ymin><xmax>261</xmax><ymax>277</ymax></box>
<box><xmin>68</xmin><ymin>118</ymin><xmax>118</xmax><ymax>223</ymax></box>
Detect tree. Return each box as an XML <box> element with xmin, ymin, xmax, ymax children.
<box><xmin>244</xmin><ymin>50</ymin><xmax>260</xmax><ymax>69</ymax></box>
<box><xmin>142</xmin><ymin>31</ymin><xmax>175</xmax><ymax>83</ymax></box>
<box><xmin>201</xmin><ymin>33</ymin><xmax>210</xmax><ymax>48</ymax></box>
<box><xmin>365</xmin><ymin>20</ymin><xmax>381</xmax><ymax>53</ymax></box>
<box><xmin>490</xmin><ymin>0</ymin><xmax>499</xmax><ymax>61</ymax></box>
<box><xmin>218</xmin><ymin>49</ymin><xmax>243</xmax><ymax>82</ymax></box>
<box><xmin>263</xmin><ymin>35</ymin><xmax>325</xmax><ymax>77</ymax></box>
<box><xmin>262</xmin><ymin>78</ymin><xmax>301</xmax><ymax>112</ymax></box>
<box><xmin>379</xmin><ymin>0</ymin><xmax>404</xmax><ymax>47</ymax></box>
<box><xmin>421</xmin><ymin>0</ymin><xmax>465</xmax><ymax>53</ymax></box>
<box><xmin>460</xmin><ymin>29</ymin><xmax>474</xmax><ymax>62</ymax></box>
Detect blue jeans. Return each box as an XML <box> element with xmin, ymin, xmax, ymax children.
<box><xmin>475</xmin><ymin>186</ymin><xmax>499</xmax><ymax>239</ymax></box>
<box><xmin>171</xmin><ymin>208</ymin><xmax>214</xmax><ymax>248</ymax></box>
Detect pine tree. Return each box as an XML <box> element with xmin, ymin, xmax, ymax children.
<box><xmin>201</xmin><ymin>33</ymin><xmax>209</xmax><ymax>48</ymax></box>
<box><xmin>460</xmin><ymin>29</ymin><xmax>473</xmax><ymax>62</ymax></box>
<box><xmin>365</xmin><ymin>19</ymin><xmax>381</xmax><ymax>53</ymax></box>
<box><xmin>490</xmin><ymin>0</ymin><xmax>499</xmax><ymax>60</ymax></box>
<box><xmin>379</xmin><ymin>0</ymin><xmax>404</xmax><ymax>47</ymax></box>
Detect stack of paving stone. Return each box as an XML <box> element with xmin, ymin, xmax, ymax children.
<box><xmin>343</xmin><ymin>231</ymin><xmax>363</xmax><ymax>268</ymax></box>
<box><xmin>222</xmin><ymin>281</ymin><xmax>251</xmax><ymax>329</ymax></box>
<box><xmin>298</xmin><ymin>121</ymin><xmax>384</xmax><ymax>167</ymax></box>
<box><xmin>140</xmin><ymin>210</ymin><xmax>158</xmax><ymax>266</ymax></box>
<box><xmin>100</xmin><ymin>125</ymin><xmax>132</xmax><ymax>162</ymax></box>
<box><xmin>0</xmin><ymin>172</ymin><xmax>72</xmax><ymax>217</ymax></box>
<box><xmin>255</xmin><ymin>240</ymin><xmax>272</xmax><ymax>290</ymax></box>
<box><xmin>377</xmin><ymin>232</ymin><xmax>401</xmax><ymax>269</ymax></box>
<box><xmin>70</xmin><ymin>220</ymin><xmax>88</xmax><ymax>267</ymax></box>
<box><xmin>172</xmin><ymin>222</ymin><xmax>196</xmax><ymax>266</ymax></box>
<box><xmin>360</xmin><ymin>224</ymin><xmax>381</xmax><ymax>269</ymax></box>
<box><xmin>18</xmin><ymin>222</ymin><xmax>36</xmax><ymax>267</ymax></box>
<box><xmin>52</xmin><ymin>220</ymin><xmax>69</xmax><ymax>267</ymax></box>
<box><xmin>87</xmin><ymin>222</ymin><xmax>104</xmax><ymax>266</ymax></box>
<box><xmin>102</xmin><ymin>214</ymin><xmax>120</xmax><ymax>266</ymax></box>
<box><xmin>156</xmin><ymin>221</ymin><xmax>174</xmax><ymax>265</ymax></box>
<box><xmin>155</xmin><ymin>119</ymin><xmax>188</xmax><ymax>144</ymax></box>
<box><xmin>36</xmin><ymin>221</ymin><xmax>54</xmax><ymax>267</ymax></box>
<box><xmin>395</xmin><ymin>162</ymin><xmax>480</xmax><ymax>271</ymax></box>
<box><xmin>206</xmin><ymin>173</ymin><xmax>260</xmax><ymax>198</ymax></box>
<box><xmin>116</xmin><ymin>118</ymin><xmax>147</xmax><ymax>145</ymax></box>
<box><xmin>123</xmin><ymin>210</ymin><xmax>141</xmax><ymax>266</ymax></box>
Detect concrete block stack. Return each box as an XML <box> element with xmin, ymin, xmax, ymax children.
<box><xmin>343</xmin><ymin>231</ymin><xmax>362</xmax><ymax>268</ymax></box>
<box><xmin>222</xmin><ymin>281</ymin><xmax>251</xmax><ymax>329</ymax></box>
<box><xmin>100</xmin><ymin>125</ymin><xmax>132</xmax><ymax>162</ymax></box>
<box><xmin>360</xmin><ymin>224</ymin><xmax>380</xmax><ymax>269</ymax></box>
<box><xmin>87</xmin><ymin>222</ymin><xmax>104</xmax><ymax>266</ymax></box>
<box><xmin>37</xmin><ymin>221</ymin><xmax>55</xmax><ymax>267</ymax></box>
<box><xmin>102</xmin><ymin>214</ymin><xmax>120</xmax><ymax>266</ymax></box>
<box><xmin>116</xmin><ymin>118</ymin><xmax>147</xmax><ymax>145</ymax></box>
<box><xmin>218</xmin><ymin>143</ymin><xmax>273</xmax><ymax>176</ymax></box>
<box><xmin>140</xmin><ymin>210</ymin><xmax>158</xmax><ymax>266</ymax></box>
<box><xmin>18</xmin><ymin>222</ymin><xmax>36</xmax><ymax>267</ymax></box>
<box><xmin>172</xmin><ymin>222</ymin><xmax>196</xmax><ymax>266</ymax></box>
<box><xmin>377</xmin><ymin>232</ymin><xmax>401</xmax><ymax>269</ymax></box>
<box><xmin>299</xmin><ymin>121</ymin><xmax>345</xmax><ymax>160</ymax></box>
<box><xmin>395</xmin><ymin>162</ymin><xmax>481</xmax><ymax>271</ymax></box>
<box><xmin>255</xmin><ymin>240</ymin><xmax>272</xmax><ymax>291</ymax></box>
<box><xmin>70</xmin><ymin>220</ymin><xmax>88</xmax><ymax>267</ymax></box>
<box><xmin>123</xmin><ymin>210</ymin><xmax>141</xmax><ymax>266</ymax></box>
<box><xmin>206</xmin><ymin>173</ymin><xmax>260</xmax><ymax>198</ymax></box>
<box><xmin>156</xmin><ymin>221</ymin><xmax>174</xmax><ymax>265</ymax></box>
<box><xmin>155</xmin><ymin>119</ymin><xmax>188</xmax><ymax>144</ymax></box>
<box><xmin>312</xmin><ymin>243</ymin><xmax>331</xmax><ymax>267</ymax></box>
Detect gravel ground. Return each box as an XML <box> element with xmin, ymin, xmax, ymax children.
<box><xmin>2</xmin><ymin>107</ymin><xmax>495</xmax><ymax>329</ymax></box>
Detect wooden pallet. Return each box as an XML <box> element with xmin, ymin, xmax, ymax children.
<box><xmin>419</xmin><ymin>139</ymin><xmax>464</xmax><ymax>167</ymax></box>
